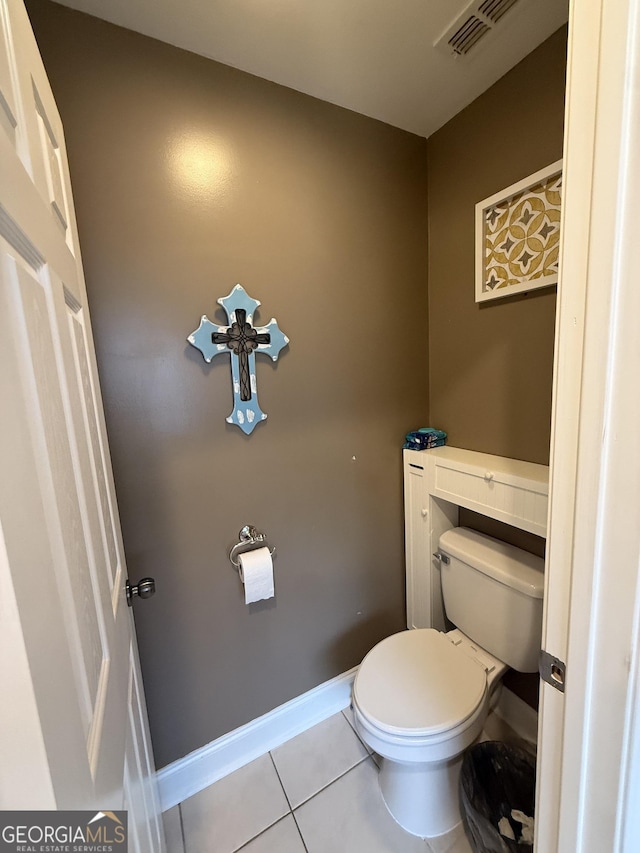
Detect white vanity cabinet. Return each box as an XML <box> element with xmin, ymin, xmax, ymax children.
<box><xmin>403</xmin><ymin>446</ymin><xmax>549</xmax><ymax>631</ymax></box>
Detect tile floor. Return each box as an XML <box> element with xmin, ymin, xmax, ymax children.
<box><xmin>162</xmin><ymin>707</ymin><xmax>486</xmax><ymax>853</ymax></box>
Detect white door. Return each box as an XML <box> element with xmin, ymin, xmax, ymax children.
<box><xmin>0</xmin><ymin>1</ymin><xmax>164</xmax><ymax>850</ymax></box>
<box><xmin>536</xmin><ymin>0</ymin><xmax>640</xmax><ymax>849</ymax></box>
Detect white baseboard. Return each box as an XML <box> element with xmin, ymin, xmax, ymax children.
<box><xmin>157</xmin><ymin>667</ymin><xmax>357</xmax><ymax>812</ymax></box>
<box><xmin>494</xmin><ymin>686</ymin><xmax>539</xmax><ymax>747</ymax></box>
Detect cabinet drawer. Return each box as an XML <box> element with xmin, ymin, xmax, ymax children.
<box><xmin>432</xmin><ymin>457</ymin><xmax>548</xmax><ymax>537</ymax></box>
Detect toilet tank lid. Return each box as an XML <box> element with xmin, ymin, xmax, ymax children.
<box><xmin>439</xmin><ymin>527</ymin><xmax>544</xmax><ymax>599</ymax></box>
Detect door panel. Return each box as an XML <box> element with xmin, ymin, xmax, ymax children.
<box><xmin>10</xmin><ymin>256</ymin><xmax>106</xmax><ymax>745</ymax></box>
<box><xmin>0</xmin><ymin>241</ymin><xmax>92</xmax><ymax>806</ymax></box>
<box><xmin>34</xmin><ymin>94</ymin><xmax>67</xmax><ymax>227</ymax></box>
<box><xmin>68</xmin><ymin>308</ymin><xmax>121</xmax><ymax>598</ymax></box>
<box><xmin>126</xmin><ymin>647</ymin><xmax>163</xmax><ymax>853</ymax></box>
<box><xmin>0</xmin><ymin>1</ymin><xmax>17</xmax><ymax>140</ymax></box>
<box><xmin>0</xmin><ymin>2</ymin><xmax>163</xmax><ymax>849</ymax></box>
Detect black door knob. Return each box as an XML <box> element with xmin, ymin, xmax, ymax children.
<box><xmin>126</xmin><ymin>577</ymin><xmax>156</xmax><ymax>606</ymax></box>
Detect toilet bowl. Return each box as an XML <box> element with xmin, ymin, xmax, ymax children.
<box><xmin>353</xmin><ymin>627</ymin><xmax>506</xmax><ymax>837</ymax></box>
<box><xmin>352</xmin><ymin>528</ymin><xmax>544</xmax><ymax>839</ymax></box>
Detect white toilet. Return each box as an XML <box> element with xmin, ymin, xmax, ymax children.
<box><xmin>352</xmin><ymin>527</ymin><xmax>544</xmax><ymax>839</ymax></box>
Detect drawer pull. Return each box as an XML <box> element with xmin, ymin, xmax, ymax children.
<box><xmin>484</xmin><ymin>471</ymin><xmax>495</xmax><ymax>481</ymax></box>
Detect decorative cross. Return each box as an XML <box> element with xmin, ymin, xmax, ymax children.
<box><xmin>187</xmin><ymin>284</ymin><xmax>289</xmax><ymax>434</ymax></box>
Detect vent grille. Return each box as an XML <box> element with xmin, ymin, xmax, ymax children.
<box><xmin>448</xmin><ymin>16</ymin><xmax>490</xmax><ymax>56</ymax></box>
<box><xmin>435</xmin><ymin>0</ymin><xmax>522</xmax><ymax>59</ymax></box>
<box><xmin>479</xmin><ymin>0</ymin><xmax>519</xmax><ymax>23</ymax></box>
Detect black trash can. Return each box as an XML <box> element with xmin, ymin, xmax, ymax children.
<box><xmin>459</xmin><ymin>741</ymin><xmax>536</xmax><ymax>852</ymax></box>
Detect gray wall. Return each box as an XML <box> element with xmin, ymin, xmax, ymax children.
<box><xmin>29</xmin><ymin>0</ymin><xmax>567</xmax><ymax>764</ymax></box>
<box><xmin>28</xmin><ymin>1</ymin><xmax>430</xmax><ymax>768</ymax></box>
<box><xmin>427</xmin><ymin>29</ymin><xmax>567</xmax><ymax>707</ymax></box>
<box><xmin>427</xmin><ymin>27</ymin><xmax>567</xmax><ymax>466</ymax></box>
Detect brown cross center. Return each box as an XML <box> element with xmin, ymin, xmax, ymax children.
<box><xmin>212</xmin><ymin>309</ymin><xmax>271</xmax><ymax>401</ymax></box>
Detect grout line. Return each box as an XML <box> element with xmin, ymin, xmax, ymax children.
<box><xmin>233</xmin><ymin>815</ymin><xmax>295</xmax><ymax>852</ymax></box>
<box><xmin>290</xmin><ymin>809</ymin><xmax>309</xmax><ymax>853</ymax></box>
<box><xmin>191</xmin><ymin>754</ymin><xmax>292</xmax><ymax>853</ymax></box>
<box><xmin>227</xmin><ymin>755</ymin><xmax>294</xmax><ymax>850</ymax></box>
<box><xmin>341</xmin><ymin>709</ymin><xmax>353</xmax><ymax>728</ymax></box>
<box><xmin>177</xmin><ymin>803</ymin><xmax>187</xmax><ymax>853</ymax></box>
<box><xmin>341</xmin><ymin>707</ymin><xmax>374</xmax><ymax>756</ymax></box>
<box><xmin>292</xmin><ymin>753</ymin><xmax>372</xmax><ymax>812</ymax></box>
<box><xmin>268</xmin><ymin>751</ymin><xmax>293</xmax><ymax>811</ymax></box>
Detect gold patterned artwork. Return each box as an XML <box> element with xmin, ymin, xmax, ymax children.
<box><xmin>475</xmin><ymin>161</ymin><xmax>562</xmax><ymax>303</ymax></box>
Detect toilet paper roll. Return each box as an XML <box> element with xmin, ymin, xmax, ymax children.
<box><xmin>238</xmin><ymin>547</ymin><xmax>274</xmax><ymax>604</ymax></box>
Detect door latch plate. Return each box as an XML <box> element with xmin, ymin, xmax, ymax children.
<box><xmin>540</xmin><ymin>649</ymin><xmax>566</xmax><ymax>693</ymax></box>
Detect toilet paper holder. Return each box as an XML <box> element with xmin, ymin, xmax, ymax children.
<box><xmin>229</xmin><ymin>525</ymin><xmax>276</xmax><ymax>570</ymax></box>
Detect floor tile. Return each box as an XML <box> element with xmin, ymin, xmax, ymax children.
<box><xmin>237</xmin><ymin>815</ymin><xmax>306</xmax><ymax>852</ymax></box>
<box><xmin>162</xmin><ymin>805</ymin><xmax>185</xmax><ymax>853</ymax></box>
<box><xmin>294</xmin><ymin>758</ymin><xmax>428</xmax><ymax>852</ymax></box>
<box><xmin>181</xmin><ymin>753</ymin><xmax>290</xmax><ymax>853</ymax></box>
<box><xmin>370</xmin><ymin>751</ymin><xmax>382</xmax><ymax>768</ymax></box>
<box><xmin>271</xmin><ymin>711</ymin><xmax>368</xmax><ymax>808</ymax></box>
<box><xmin>426</xmin><ymin>821</ymin><xmax>473</xmax><ymax>853</ymax></box>
<box><xmin>342</xmin><ymin>704</ymin><xmax>382</xmax><ymax>766</ymax></box>
<box><xmin>341</xmin><ymin>704</ymin><xmax>358</xmax><ymax>734</ymax></box>
<box><xmin>342</xmin><ymin>706</ymin><xmax>373</xmax><ymax>753</ymax></box>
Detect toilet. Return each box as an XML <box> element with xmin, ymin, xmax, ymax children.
<box><xmin>352</xmin><ymin>527</ymin><xmax>544</xmax><ymax>839</ymax></box>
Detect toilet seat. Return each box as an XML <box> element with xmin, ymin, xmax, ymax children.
<box><xmin>352</xmin><ymin>628</ymin><xmax>497</xmax><ymax>838</ymax></box>
<box><xmin>353</xmin><ymin>628</ymin><xmax>487</xmax><ymax>738</ymax></box>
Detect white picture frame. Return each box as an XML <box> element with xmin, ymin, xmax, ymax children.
<box><xmin>475</xmin><ymin>159</ymin><xmax>563</xmax><ymax>303</ymax></box>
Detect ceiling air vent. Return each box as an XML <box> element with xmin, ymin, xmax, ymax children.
<box><xmin>434</xmin><ymin>0</ymin><xmax>522</xmax><ymax>58</ymax></box>
<box><xmin>478</xmin><ymin>0</ymin><xmax>520</xmax><ymax>24</ymax></box>
<box><xmin>448</xmin><ymin>16</ymin><xmax>490</xmax><ymax>56</ymax></box>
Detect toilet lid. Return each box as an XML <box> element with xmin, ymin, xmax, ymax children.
<box><xmin>354</xmin><ymin>629</ymin><xmax>487</xmax><ymax>736</ymax></box>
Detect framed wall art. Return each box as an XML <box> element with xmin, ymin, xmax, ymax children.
<box><xmin>475</xmin><ymin>159</ymin><xmax>563</xmax><ymax>303</ymax></box>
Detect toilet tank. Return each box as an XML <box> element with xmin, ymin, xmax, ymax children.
<box><xmin>438</xmin><ymin>527</ymin><xmax>544</xmax><ymax>672</ymax></box>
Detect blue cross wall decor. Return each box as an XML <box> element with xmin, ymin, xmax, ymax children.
<box><xmin>188</xmin><ymin>284</ymin><xmax>289</xmax><ymax>434</ymax></box>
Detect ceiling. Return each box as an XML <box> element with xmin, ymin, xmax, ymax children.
<box><xmin>51</xmin><ymin>0</ymin><xmax>568</xmax><ymax>138</ymax></box>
